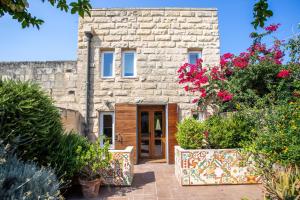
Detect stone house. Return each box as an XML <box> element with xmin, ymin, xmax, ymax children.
<box><xmin>0</xmin><ymin>8</ymin><xmax>220</xmax><ymax>164</ymax></box>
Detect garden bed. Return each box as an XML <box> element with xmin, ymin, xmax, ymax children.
<box><xmin>175</xmin><ymin>146</ymin><xmax>260</xmax><ymax>185</ymax></box>
<box><xmin>102</xmin><ymin>146</ymin><xmax>134</xmax><ymax>186</ymax></box>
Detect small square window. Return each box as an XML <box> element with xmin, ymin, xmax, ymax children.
<box><xmin>122</xmin><ymin>51</ymin><xmax>136</xmax><ymax>77</ymax></box>
<box><xmin>188</xmin><ymin>52</ymin><xmax>202</xmax><ymax>65</ymax></box>
<box><xmin>101</xmin><ymin>51</ymin><xmax>114</xmax><ymax>78</ymax></box>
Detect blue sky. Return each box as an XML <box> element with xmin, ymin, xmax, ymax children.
<box><xmin>0</xmin><ymin>0</ymin><xmax>299</xmax><ymax>61</ymax></box>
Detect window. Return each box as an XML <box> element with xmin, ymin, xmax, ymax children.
<box><xmin>188</xmin><ymin>51</ymin><xmax>202</xmax><ymax>65</ymax></box>
<box><xmin>192</xmin><ymin>111</ymin><xmax>205</xmax><ymax>122</ymax></box>
<box><xmin>122</xmin><ymin>51</ymin><xmax>136</xmax><ymax>77</ymax></box>
<box><xmin>99</xmin><ymin>112</ymin><xmax>115</xmax><ymax>148</ymax></box>
<box><xmin>101</xmin><ymin>51</ymin><xmax>114</xmax><ymax>78</ymax></box>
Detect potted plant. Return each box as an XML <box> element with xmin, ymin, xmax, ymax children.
<box><xmin>76</xmin><ymin>139</ymin><xmax>111</xmax><ymax>198</ymax></box>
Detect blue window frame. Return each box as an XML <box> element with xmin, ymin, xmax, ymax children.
<box><xmin>188</xmin><ymin>52</ymin><xmax>201</xmax><ymax>65</ymax></box>
<box><xmin>101</xmin><ymin>51</ymin><xmax>114</xmax><ymax>78</ymax></box>
<box><xmin>122</xmin><ymin>51</ymin><xmax>136</xmax><ymax>77</ymax></box>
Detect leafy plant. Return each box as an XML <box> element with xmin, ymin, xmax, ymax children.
<box><xmin>246</xmin><ymin>102</ymin><xmax>300</xmax><ymax>166</ymax></box>
<box><xmin>0</xmin><ymin>0</ymin><xmax>92</xmax><ymax>29</ymax></box>
<box><xmin>252</xmin><ymin>0</ymin><xmax>273</xmax><ymax>29</ymax></box>
<box><xmin>49</xmin><ymin>132</ymin><xmax>89</xmax><ymax>184</ymax></box>
<box><xmin>0</xmin><ymin>80</ymin><xmax>63</xmax><ymax>165</ymax></box>
<box><xmin>0</xmin><ymin>80</ymin><xmax>89</xmax><ymax>185</ymax></box>
<box><xmin>0</xmin><ymin>144</ymin><xmax>62</xmax><ymax>199</ymax></box>
<box><xmin>76</xmin><ymin>140</ymin><xmax>111</xmax><ymax>181</ymax></box>
<box><xmin>176</xmin><ymin>118</ymin><xmax>206</xmax><ymax>149</ymax></box>
<box><xmin>263</xmin><ymin>166</ymin><xmax>300</xmax><ymax>200</ymax></box>
<box><xmin>206</xmin><ymin>110</ymin><xmax>261</xmax><ymax>149</ymax></box>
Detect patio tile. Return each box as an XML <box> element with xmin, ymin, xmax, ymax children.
<box><xmin>67</xmin><ymin>162</ymin><xmax>264</xmax><ymax>200</ymax></box>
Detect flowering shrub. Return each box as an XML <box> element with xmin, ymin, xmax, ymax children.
<box><xmin>277</xmin><ymin>69</ymin><xmax>290</xmax><ymax>78</ymax></box>
<box><xmin>177</xmin><ymin>58</ymin><xmax>231</xmax><ymax>110</ymax></box>
<box><xmin>178</xmin><ymin>23</ymin><xmax>299</xmax><ymax>111</ymax></box>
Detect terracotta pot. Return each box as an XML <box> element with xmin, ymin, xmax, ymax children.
<box><xmin>78</xmin><ymin>178</ymin><xmax>101</xmax><ymax>198</ymax></box>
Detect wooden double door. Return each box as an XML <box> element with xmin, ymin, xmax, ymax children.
<box><xmin>138</xmin><ymin>105</ymin><xmax>165</xmax><ymax>160</ymax></box>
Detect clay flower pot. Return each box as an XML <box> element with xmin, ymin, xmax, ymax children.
<box><xmin>79</xmin><ymin>178</ymin><xmax>101</xmax><ymax>198</ymax></box>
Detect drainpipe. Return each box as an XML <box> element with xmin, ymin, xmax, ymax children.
<box><xmin>84</xmin><ymin>31</ymin><xmax>93</xmax><ymax>137</ymax></box>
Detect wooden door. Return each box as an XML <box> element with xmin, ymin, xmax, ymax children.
<box><xmin>115</xmin><ymin>103</ymin><xmax>137</xmax><ymax>163</ymax></box>
<box><xmin>168</xmin><ymin>103</ymin><xmax>178</xmax><ymax>164</ymax></box>
<box><xmin>138</xmin><ymin>105</ymin><xmax>165</xmax><ymax>160</ymax></box>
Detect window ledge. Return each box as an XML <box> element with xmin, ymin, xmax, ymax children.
<box><xmin>100</xmin><ymin>77</ymin><xmax>116</xmax><ymax>82</ymax></box>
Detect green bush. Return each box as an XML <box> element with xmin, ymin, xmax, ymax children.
<box><xmin>0</xmin><ymin>145</ymin><xmax>61</xmax><ymax>199</ymax></box>
<box><xmin>222</xmin><ymin>62</ymin><xmax>300</xmax><ymax>112</ymax></box>
<box><xmin>176</xmin><ymin>118</ymin><xmax>206</xmax><ymax>149</ymax></box>
<box><xmin>246</xmin><ymin>102</ymin><xmax>300</xmax><ymax>166</ymax></box>
<box><xmin>0</xmin><ymin>80</ymin><xmax>63</xmax><ymax>164</ymax></box>
<box><xmin>206</xmin><ymin>110</ymin><xmax>261</xmax><ymax>149</ymax></box>
<box><xmin>49</xmin><ymin>132</ymin><xmax>89</xmax><ymax>183</ymax></box>
<box><xmin>0</xmin><ymin>80</ymin><xmax>88</xmax><ymax>184</ymax></box>
<box><xmin>76</xmin><ymin>140</ymin><xmax>111</xmax><ymax>181</ymax></box>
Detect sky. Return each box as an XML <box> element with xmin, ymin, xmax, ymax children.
<box><xmin>0</xmin><ymin>0</ymin><xmax>299</xmax><ymax>61</ymax></box>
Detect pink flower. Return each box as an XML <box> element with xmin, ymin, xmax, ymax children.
<box><xmin>264</xmin><ymin>23</ymin><xmax>281</xmax><ymax>32</ymax></box>
<box><xmin>200</xmin><ymin>88</ymin><xmax>207</xmax><ymax>98</ymax></box>
<box><xmin>232</xmin><ymin>55</ymin><xmax>249</xmax><ymax>69</ymax></box>
<box><xmin>184</xmin><ymin>86</ymin><xmax>189</xmax><ymax>91</ymax></box>
<box><xmin>222</xmin><ymin>53</ymin><xmax>234</xmax><ymax>59</ymax></box>
<box><xmin>277</xmin><ymin>69</ymin><xmax>290</xmax><ymax>78</ymax></box>
<box><xmin>192</xmin><ymin>98</ymin><xmax>199</xmax><ymax>103</ymax></box>
<box><xmin>217</xmin><ymin>90</ymin><xmax>233</xmax><ymax>102</ymax></box>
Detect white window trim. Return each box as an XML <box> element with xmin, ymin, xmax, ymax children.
<box><xmin>99</xmin><ymin>112</ymin><xmax>115</xmax><ymax>149</ymax></box>
<box><xmin>122</xmin><ymin>50</ymin><xmax>137</xmax><ymax>78</ymax></box>
<box><xmin>188</xmin><ymin>51</ymin><xmax>202</xmax><ymax>64</ymax></box>
<box><xmin>101</xmin><ymin>51</ymin><xmax>115</xmax><ymax>78</ymax></box>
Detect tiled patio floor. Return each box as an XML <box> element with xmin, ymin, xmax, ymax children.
<box><xmin>67</xmin><ymin>162</ymin><xmax>264</xmax><ymax>200</ymax></box>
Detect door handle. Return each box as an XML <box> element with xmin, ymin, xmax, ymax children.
<box><xmin>116</xmin><ymin>133</ymin><xmax>123</xmax><ymax>143</ymax></box>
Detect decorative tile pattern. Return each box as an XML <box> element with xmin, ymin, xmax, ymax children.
<box><xmin>175</xmin><ymin>146</ymin><xmax>260</xmax><ymax>185</ymax></box>
<box><xmin>102</xmin><ymin>146</ymin><xmax>134</xmax><ymax>186</ymax></box>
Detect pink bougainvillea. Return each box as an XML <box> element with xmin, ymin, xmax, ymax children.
<box><xmin>264</xmin><ymin>23</ymin><xmax>281</xmax><ymax>32</ymax></box>
<box><xmin>277</xmin><ymin>69</ymin><xmax>290</xmax><ymax>78</ymax></box>
<box><xmin>177</xmin><ymin>23</ymin><xmax>286</xmax><ymax>109</ymax></box>
<box><xmin>217</xmin><ymin>90</ymin><xmax>233</xmax><ymax>102</ymax></box>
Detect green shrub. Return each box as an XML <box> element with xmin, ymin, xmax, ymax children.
<box><xmin>0</xmin><ymin>80</ymin><xmax>63</xmax><ymax>164</ymax></box>
<box><xmin>206</xmin><ymin>110</ymin><xmax>261</xmax><ymax>149</ymax></box>
<box><xmin>49</xmin><ymin>132</ymin><xmax>89</xmax><ymax>183</ymax></box>
<box><xmin>176</xmin><ymin>118</ymin><xmax>206</xmax><ymax>149</ymax></box>
<box><xmin>0</xmin><ymin>145</ymin><xmax>61</xmax><ymax>199</ymax></box>
<box><xmin>262</xmin><ymin>166</ymin><xmax>300</xmax><ymax>200</ymax></box>
<box><xmin>0</xmin><ymin>80</ymin><xmax>89</xmax><ymax>184</ymax></box>
<box><xmin>246</xmin><ymin>102</ymin><xmax>300</xmax><ymax>166</ymax></box>
<box><xmin>222</xmin><ymin>62</ymin><xmax>300</xmax><ymax>112</ymax></box>
<box><xmin>76</xmin><ymin>140</ymin><xmax>111</xmax><ymax>181</ymax></box>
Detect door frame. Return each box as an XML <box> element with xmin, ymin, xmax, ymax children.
<box><xmin>137</xmin><ymin>105</ymin><xmax>166</xmax><ymax>161</ymax></box>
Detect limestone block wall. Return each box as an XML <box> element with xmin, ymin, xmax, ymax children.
<box><xmin>77</xmin><ymin>8</ymin><xmax>220</xmax><ymax>137</ymax></box>
<box><xmin>0</xmin><ymin>61</ymin><xmax>79</xmax><ymax>110</ymax></box>
<box><xmin>59</xmin><ymin>107</ymin><xmax>85</xmax><ymax>134</ymax></box>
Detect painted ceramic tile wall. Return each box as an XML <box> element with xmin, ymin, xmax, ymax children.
<box><xmin>175</xmin><ymin>146</ymin><xmax>260</xmax><ymax>185</ymax></box>
<box><xmin>102</xmin><ymin>146</ymin><xmax>134</xmax><ymax>186</ymax></box>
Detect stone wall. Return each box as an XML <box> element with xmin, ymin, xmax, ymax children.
<box><xmin>0</xmin><ymin>61</ymin><xmax>78</xmax><ymax>110</ymax></box>
<box><xmin>77</xmin><ymin>8</ymin><xmax>220</xmax><ymax>138</ymax></box>
<box><xmin>0</xmin><ymin>61</ymin><xmax>83</xmax><ymax>133</ymax></box>
<box><xmin>59</xmin><ymin>107</ymin><xmax>85</xmax><ymax>134</ymax></box>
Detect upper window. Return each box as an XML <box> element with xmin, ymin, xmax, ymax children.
<box><xmin>122</xmin><ymin>51</ymin><xmax>136</xmax><ymax>77</ymax></box>
<box><xmin>188</xmin><ymin>51</ymin><xmax>202</xmax><ymax>65</ymax></box>
<box><xmin>99</xmin><ymin>112</ymin><xmax>115</xmax><ymax>149</ymax></box>
<box><xmin>101</xmin><ymin>51</ymin><xmax>114</xmax><ymax>78</ymax></box>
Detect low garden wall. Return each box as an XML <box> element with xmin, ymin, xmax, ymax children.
<box><xmin>102</xmin><ymin>146</ymin><xmax>134</xmax><ymax>186</ymax></box>
<box><xmin>175</xmin><ymin>146</ymin><xmax>260</xmax><ymax>185</ymax></box>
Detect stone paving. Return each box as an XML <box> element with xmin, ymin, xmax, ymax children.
<box><xmin>67</xmin><ymin>162</ymin><xmax>264</xmax><ymax>200</ymax></box>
